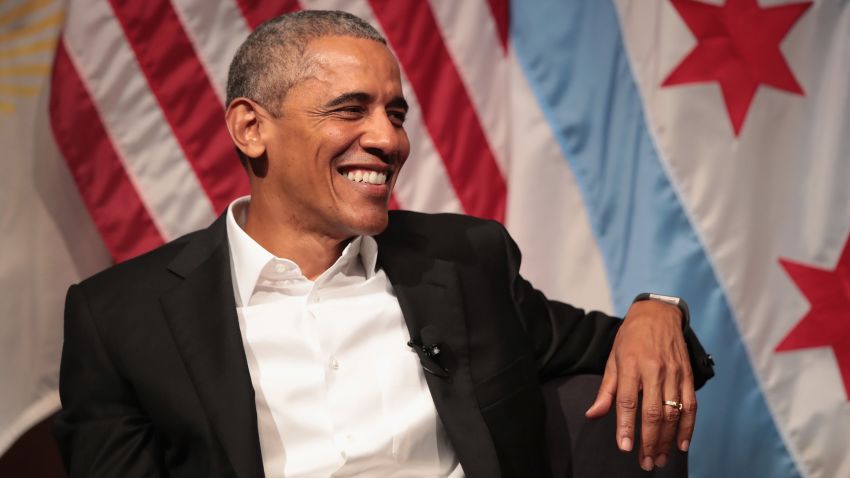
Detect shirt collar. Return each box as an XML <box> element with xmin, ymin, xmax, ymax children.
<box><xmin>226</xmin><ymin>197</ymin><xmax>274</xmax><ymax>307</ymax></box>
<box><xmin>225</xmin><ymin>196</ymin><xmax>380</xmax><ymax>307</ymax></box>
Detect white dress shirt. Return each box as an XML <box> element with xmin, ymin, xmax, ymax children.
<box><xmin>226</xmin><ymin>197</ymin><xmax>463</xmax><ymax>477</ymax></box>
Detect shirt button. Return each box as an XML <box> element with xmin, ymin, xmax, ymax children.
<box><xmin>313</xmin><ymin>294</ymin><xmax>321</xmax><ymax>303</ymax></box>
<box><xmin>330</xmin><ymin>357</ymin><xmax>339</xmax><ymax>370</ymax></box>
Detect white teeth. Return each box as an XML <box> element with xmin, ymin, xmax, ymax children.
<box><xmin>343</xmin><ymin>169</ymin><xmax>388</xmax><ymax>185</ymax></box>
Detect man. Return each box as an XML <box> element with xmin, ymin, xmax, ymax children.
<box><xmin>55</xmin><ymin>10</ymin><xmax>714</xmax><ymax>478</ymax></box>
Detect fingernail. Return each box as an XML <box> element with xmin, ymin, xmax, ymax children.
<box><xmin>680</xmin><ymin>440</ymin><xmax>690</xmax><ymax>452</ymax></box>
<box><xmin>620</xmin><ymin>437</ymin><xmax>632</xmax><ymax>451</ymax></box>
<box><xmin>655</xmin><ymin>454</ymin><xmax>667</xmax><ymax>468</ymax></box>
<box><xmin>641</xmin><ymin>456</ymin><xmax>654</xmax><ymax>471</ymax></box>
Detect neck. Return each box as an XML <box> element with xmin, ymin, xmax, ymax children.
<box><xmin>243</xmin><ymin>197</ymin><xmax>349</xmax><ymax>280</ymax></box>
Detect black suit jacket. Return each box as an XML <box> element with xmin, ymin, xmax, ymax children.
<box><xmin>55</xmin><ymin>211</ymin><xmax>714</xmax><ymax>478</ymax></box>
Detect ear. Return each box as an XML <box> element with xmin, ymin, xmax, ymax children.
<box><xmin>225</xmin><ymin>98</ymin><xmax>267</xmax><ymax>159</ymax></box>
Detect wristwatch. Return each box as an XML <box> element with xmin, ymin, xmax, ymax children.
<box><xmin>632</xmin><ymin>292</ymin><xmax>690</xmax><ymax>329</ymax></box>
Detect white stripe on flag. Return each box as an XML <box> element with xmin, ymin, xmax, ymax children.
<box><xmin>63</xmin><ymin>0</ymin><xmax>216</xmax><ymax>240</ymax></box>
<box><xmin>505</xmin><ymin>51</ymin><xmax>615</xmax><ymax>314</ymax></box>
<box><xmin>170</xmin><ymin>0</ymin><xmax>252</xmax><ymax>103</ymax></box>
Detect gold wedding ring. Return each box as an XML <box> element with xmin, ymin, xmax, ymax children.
<box><xmin>663</xmin><ymin>400</ymin><xmax>683</xmax><ymax>411</ymax></box>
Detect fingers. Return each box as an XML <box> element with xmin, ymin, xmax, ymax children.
<box><xmin>639</xmin><ymin>361</ymin><xmax>663</xmax><ymax>471</ymax></box>
<box><xmin>676</xmin><ymin>367</ymin><xmax>697</xmax><ymax>452</ymax></box>
<box><xmin>585</xmin><ymin>359</ymin><xmax>617</xmax><ymax>418</ymax></box>
<box><xmin>615</xmin><ymin>361</ymin><xmax>640</xmax><ymax>453</ymax></box>
<box><xmin>604</xmin><ymin>300</ymin><xmax>700</xmax><ymax>471</ymax></box>
<box><xmin>656</xmin><ymin>366</ymin><xmax>683</xmax><ymax>468</ymax></box>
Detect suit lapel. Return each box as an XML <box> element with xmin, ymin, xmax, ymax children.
<box><xmin>160</xmin><ymin>217</ymin><xmax>264</xmax><ymax>478</ymax></box>
<box><xmin>377</xmin><ymin>236</ymin><xmax>501</xmax><ymax>478</ymax></box>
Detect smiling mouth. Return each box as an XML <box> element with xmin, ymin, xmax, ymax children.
<box><xmin>338</xmin><ymin>168</ymin><xmax>391</xmax><ymax>186</ymax></box>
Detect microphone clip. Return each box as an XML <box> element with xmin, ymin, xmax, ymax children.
<box><xmin>407</xmin><ymin>340</ymin><xmax>450</xmax><ymax>378</ymax></box>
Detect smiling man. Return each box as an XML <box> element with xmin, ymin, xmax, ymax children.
<box><xmin>225</xmin><ymin>30</ymin><xmax>410</xmax><ymax>278</ymax></box>
<box><xmin>55</xmin><ymin>10</ymin><xmax>714</xmax><ymax>478</ymax></box>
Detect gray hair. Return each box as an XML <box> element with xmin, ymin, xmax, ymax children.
<box><xmin>225</xmin><ymin>10</ymin><xmax>387</xmax><ymax>116</ymax></box>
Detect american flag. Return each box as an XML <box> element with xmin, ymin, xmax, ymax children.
<box><xmin>3</xmin><ymin>0</ymin><xmax>849</xmax><ymax>477</ymax></box>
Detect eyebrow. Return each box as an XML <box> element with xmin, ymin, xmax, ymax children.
<box><xmin>323</xmin><ymin>92</ymin><xmax>409</xmax><ymax>111</ymax></box>
<box><xmin>388</xmin><ymin>96</ymin><xmax>409</xmax><ymax>112</ymax></box>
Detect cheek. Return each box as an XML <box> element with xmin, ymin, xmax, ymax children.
<box><xmin>397</xmin><ymin>131</ymin><xmax>411</xmax><ymax>165</ymax></box>
<box><xmin>313</xmin><ymin>138</ymin><xmax>353</xmax><ymax>178</ymax></box>
<box><xmin>319</xmin><ymin>125</ymin><xmax>356</xmax><ymax>153</ymax></box>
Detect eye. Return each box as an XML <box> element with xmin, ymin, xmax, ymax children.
<box><xmin>334</xmin><ymin>106</ymin><xmax>366</xmax><ymax>118</ymax></box>
<box><xmin>388</xmin><ymin>109</ymin><xmax>407</xmax><ymax>126</ymax></box>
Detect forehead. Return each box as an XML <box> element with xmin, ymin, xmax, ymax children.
<box><xmin>299</xmin><ymin>36</ymin><xmax>403</xmax><ymax>98</ymax></box>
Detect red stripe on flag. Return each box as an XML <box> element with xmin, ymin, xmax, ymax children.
<box><xmin>388</xmin><ymin>195</ymin><xmax>400</xmax><ymax>210</ymax></box>
<box><xmin>235</xmin><ymin>0</ymin><xmax>301</xmax><ymax>30</ymax></box>
<box><xmin>487</xmin><ymin>0</ymin><xmax>510</xmax><ymax>53</ymax></box>
<box><xmin>50</xmin><ymin>42</ymin><xmax>164</xmax><ymax>263</ymax></box>
<box><xmin>369</xmin><ymin>0</ymin><xmax>507</xmax><ymax>222</ymax></box>
<box><xmin>108</xmin><ymin>0</ymin><xmax>248</xmax><ymax>214</ymax></box>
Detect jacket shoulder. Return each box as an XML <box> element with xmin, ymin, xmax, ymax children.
<box><xmin>383</xmin><ymin>210</ymin><xmax>513</xmax><ymax>261</ymax></box>
<box><xmin>386</xmin><ymin>209</ymin><xmax>492</xmax><ymax>229</ymax></box>
<box><xmin>75</xmin><ymin>224</ymin><xmax>214</xmax><ymax>304</ymax></box>
<box><xmin>385</xmin><ymin>210</ymin><xmax>505</xmax><ymax>239</ymax></box>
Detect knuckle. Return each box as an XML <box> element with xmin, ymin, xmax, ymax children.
<box><xmin>643</xmin><ymin>358</ymin><xmax>664</xmax><ymax>373</ymax></box>
<box><xmin>664</xmin><ymin>408</ymin><xmax>681</xmax><ymax>422</ymax></box>
<box><xmin>644</xmin><ymin>405</ymin><xmax>663</xmax><ymax>424</ymax></box>
<box><xmin>619</xmin><ymin>359</ymin><xmax>640</xmax><ymax>377</ymax></box>
<box><xmin>669</xmin><ymin>364</ymin><xmax>682</xmax><ymax>379</ymax></box>
<box><xmin>683</xmin><ymin>399</ymin><xmax>698</xmax><ymax>415</ymax></box>
<box><xmin>617</xmin><ymin>397</ymin><xmax>638</xmax><ymax>411</ymax></box>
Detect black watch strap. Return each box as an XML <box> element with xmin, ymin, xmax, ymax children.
<box><xmin>633</xmin><ymin>292</ymin><xmax>690</xmax><ymax>329</ymax></box>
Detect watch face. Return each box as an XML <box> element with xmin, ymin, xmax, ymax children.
<box><xmin>649</xmin><ymin>293</ymin><xmax>681</xmax><ymax>306</ymax></box>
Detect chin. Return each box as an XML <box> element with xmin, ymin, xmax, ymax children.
<box><xmin>359</xmin><ymin>215</ymin><xmax>389</xmax><ymax>237</ymax></box>
<box><xmin>346</xmin><ymin>208</ymin><xmax>389</xmax><ymax>237</ymax></box>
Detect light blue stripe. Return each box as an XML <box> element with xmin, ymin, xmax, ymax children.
<box><xmin>511</xmin><ymin>1</ymin><xmax>799</xmax><ymax>476</ymax></box>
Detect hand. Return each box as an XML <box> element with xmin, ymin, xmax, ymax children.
<box><xmin>584</xmin><ymin>299</ymin><xmax>697</xmax><ymax>472</ymax></box>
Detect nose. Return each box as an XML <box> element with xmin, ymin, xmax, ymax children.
<box><xmin>359</xmin><ymin>111</ymin><xmax>401</xmax><ymax>160</ymax></box>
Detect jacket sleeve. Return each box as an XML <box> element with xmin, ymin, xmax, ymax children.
<box><xmin>495</xmin><ymin>222</ymin><xmax>715</xmax><ymax>389</ymax></box>
<box><xmin>54</xmin><ymin>284</ymin><xmax>167</xmax><ymax>478</ymax></box>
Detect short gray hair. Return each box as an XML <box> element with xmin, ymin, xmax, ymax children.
<box><xmin>225</xmin><ymin>10</ymin><xmax>386</xmax><ymax>116</ymax></box>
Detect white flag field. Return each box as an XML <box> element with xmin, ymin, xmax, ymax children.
<box><xmin>1</xmin><ymin>0</ymin><xmax>848</xmax><ymax>477</ymax></box>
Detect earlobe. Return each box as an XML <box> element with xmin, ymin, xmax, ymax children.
<box><xmin>225</xmin><ymin>98</ymin><xmax>266</xmax><ymax>159</ymax></box>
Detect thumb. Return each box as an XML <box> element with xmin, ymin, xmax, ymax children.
<box><xmin>586</xmin><ymin>362</ymin><xmax>618</xmax><ymax>418</ymax></box>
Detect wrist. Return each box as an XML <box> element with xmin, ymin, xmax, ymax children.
<box><xmin>632</xmin><ymin>292</ymin><xmax>690</xmax><ymax>329</ymax></box>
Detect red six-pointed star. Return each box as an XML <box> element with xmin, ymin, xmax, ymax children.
<box><xmin>777</xmin><ymin>233</ymin><xmax>850</xmax><ymax>401</ymax></box>
<box><xmin>662</xmin><ymin>0</ymin><xmax>812</xmax><ymax>135</ymax></box>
